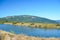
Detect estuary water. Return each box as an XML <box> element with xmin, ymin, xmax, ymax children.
<box><xmin>0</xmin><ymin>24</ymin><xmax>60</xmax><ymax>38</ymax></box>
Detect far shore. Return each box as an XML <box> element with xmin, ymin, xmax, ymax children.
<box><xmin>3</xmin><ymin>22</ymin><xmax>60</xmax><ymax>29</ymax></box>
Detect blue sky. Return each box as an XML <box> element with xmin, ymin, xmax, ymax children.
<box><xmin>0</xmin><ymin>0</ymin><xmax>60</xmax><ymax>20</ymax></box>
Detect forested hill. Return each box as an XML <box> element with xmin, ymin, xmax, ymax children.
<box><xmin>0</xmin><ymin>15</ymin><xmax>58</xmax><ymax>24</ymax></box>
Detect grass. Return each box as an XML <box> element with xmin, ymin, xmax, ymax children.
<box><xmin>2</xmin><ymin>22</ymin><xmax>60</xmax><ymax>29</ymax></box>
<box><xmin>10</xmin><ymin>30</ymin><xmax>15</xmax><ymax>34</ymax></box>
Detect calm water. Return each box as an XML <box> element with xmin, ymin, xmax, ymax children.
<box><xmin>0</xmin><ymin>24</ymin><xmax>60</xmax><ymax>38</ymax></box>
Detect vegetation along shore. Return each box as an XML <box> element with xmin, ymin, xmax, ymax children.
<box><xmin>3</xmin><ymin>22</ymin><xmax>60</xmax><ymax>29</ymax></box>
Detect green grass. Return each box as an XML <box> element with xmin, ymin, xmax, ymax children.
<box><xmin>10</xmin><ymin>30</ymin><xmax>15</xmax><ymax>34</ymax></box>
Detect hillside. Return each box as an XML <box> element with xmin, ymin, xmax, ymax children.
<box><xmin>56</xmin><ymin>20</ymin><xmax>60</xmax><ymax>23</ymax></box>
<box><xmin>0</xmin><ymin>15</ymin><xmax>58</xmax><ymax>24</ymax></box>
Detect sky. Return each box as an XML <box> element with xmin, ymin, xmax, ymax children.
<box><xmin>0</xmin><ymin>0</ymin><xmax>60</xmax><ymax>20</ymax></box>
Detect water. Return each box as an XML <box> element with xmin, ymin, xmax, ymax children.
<box><xmin>0</xmin><ymin>24</ymin><xmax>60</xmax><ymax>38</ymax></box>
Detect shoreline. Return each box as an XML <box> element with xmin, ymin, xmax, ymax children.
<box><xmin>0</xmin><ymin>30</ymin><xmax>60</xmax><ymax>40</ymax></box>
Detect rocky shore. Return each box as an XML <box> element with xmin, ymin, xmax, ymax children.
<box><xmin>0</xmin><ymin>30</ymin><xmax>60</xmax><ymax>40</ymax></box>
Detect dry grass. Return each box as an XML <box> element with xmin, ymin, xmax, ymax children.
<box><xmin>12</xmin><ymin>22</ymin><xmax>60</xmax><ymax>29</ymax></box>
<box><xmin>0</xmin><ymin>30</ymin><xmax>60</xmax><ymax>40</ymax></box>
